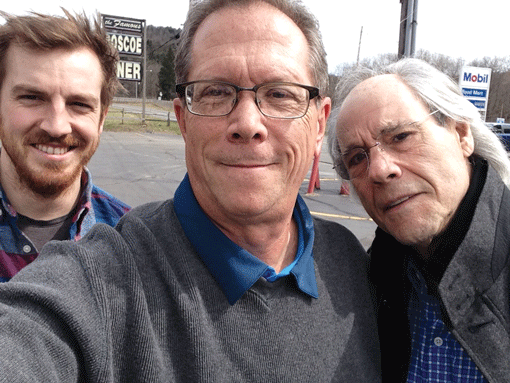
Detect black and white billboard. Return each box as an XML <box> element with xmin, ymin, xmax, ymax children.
<box><xmin>103</xmin><ymin>14</ymin><xmax>145</xmax><ymax>82</ymax></box>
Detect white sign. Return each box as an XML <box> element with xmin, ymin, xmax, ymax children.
<box><xmin>107</xmin><ymin>33</ymin><xmax>143</xmax><ymax>56</ymax></box>
<box><xmin>459</xmin><ymin>66</ymin><xmax>492</xmax><ymax>119</ymax></box>
<box><xmin>102</xmin><ymin>14</ymin><xmax>145</xmax><ymax>83</ymax></box>
<box><xmin>103</xmin><ymin>16</ymin><xmax>143</xmax><ymax>33</ymax></box>
<box><xmin>117</xmin><ymin>60</ymin><xmax>142</xmax><ymax>81</ymax></box>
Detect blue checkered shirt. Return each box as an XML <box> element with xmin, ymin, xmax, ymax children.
<box><xmin>0</xmin><ymin>168</ymin><xmax>130</xmax><ymax>282</ymax></box>
<box><xmin>406</xmin><ymin>260</ymin><xmax>488</xmax><ymax>382</ymax></box>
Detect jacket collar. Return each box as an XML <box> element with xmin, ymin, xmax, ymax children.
<box><xmin>440</xmin><ymin>163</ymin><xmax>510</xmax><ymax>305</ymax></box>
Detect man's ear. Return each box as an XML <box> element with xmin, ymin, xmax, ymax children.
<box><xmin>455</xmin><ymin>121</ymin><xmax>474</xmax><ymax>158</ymax></box>
<box><xmin>99</xmin><ymin>107</ymin><xmax>108</xmax><ymax>135</ymax></box>
<box><xmin>173</xmin><ymin>97</ymin><xmax>187</xmax><ymax>140</ymax></box>
<box><xmin>315</xmin><ymin>97</ymin><xmax>331</xmax><ymax>157</ymax></box>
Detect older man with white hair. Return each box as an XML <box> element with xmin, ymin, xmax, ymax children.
<box><xmin>330</xmin><ymin>58</ymin><xmax>510</xmax><ymax>383</ymax></box>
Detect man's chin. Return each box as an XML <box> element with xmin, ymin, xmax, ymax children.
<box><xmin>19</xmin><ymin>168</ymin><xmax>83</xmax><ymax>198</ymax></box>
<box><xmin>2</xmin><ymin>141</ymin><xmax>93</xmax><ymax>198</ymax></box>
<box><xmin>27</xmin><ymin>181</ymin><xmax>74</xmax><ymax>197</ymax></box>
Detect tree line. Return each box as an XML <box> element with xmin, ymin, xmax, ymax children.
<box><xmin>330</xmin><ymin>50</ymin><xmax>510</xmax><ymax>123</ymax></box>
<box><xmin>122</xmin><ymin>25</ymin><xmax>510</xmax><ymax>123</ymax></box>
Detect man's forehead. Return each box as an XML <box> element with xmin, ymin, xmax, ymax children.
<box><xmin>340</xmin><ymin>76</ymin><xmax>428</xmax><ymax>124</ymax></box>
<box><xmin>347</xmin><ymin>75</ymin><xmax>409</xmax><ymax>106</ymax></box>
<box><xmin>189</xmin><ymin>2</ymin><xmax>310</xmax><ymax>84</ymax></box>
<box><xmin>193</xmin><ymin>3</ymin><xmax>305</xmax><ymax>53</ymax></box>
<box><xmin>336</xmin><ymin>75</ymin><xmax>432</xmax><ymax>148</ymax></box>
<box><xmin>5</xmin><ymin>43</ymin><xmax>100</xmax><ymax>71</ymax></box>
<box><xmin>2</xmin><ymin>44</ymin><xmax>103</xmax><ymax>102</ymax></box>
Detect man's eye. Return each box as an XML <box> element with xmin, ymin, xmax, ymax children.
<box><xmin>264</xmin><ymin>87</ymin><xmax>301</xmax><ymax>102</ymax></box>
<box><xmin>19</xmin><ymin>95</ymin><xmax>40</xmax><ymax>101</ymax></box>
<box><xmin>392</xmin><ymin>131</ymin><xmax>412</xmax><ymax>143</ymax></box>
<box><xmin>346</xmin><ymin>150</ymin><xmax>367</xmax><ymax>168</ymax></box>
<box><xmin>72</xmin><ymin>102</ymin><xmax>91</xmax><ymax>108</ymax></box>
<box><xmin>201</xmin><ymin>86</ymin><xmax>232</xmax><ymax>98</ymax></box>
<box><xmin>68</xmin><ymin>101</ymin><xmax>97</xmax><ymax>113</ymax></box>
<box><xmin>267</xmin><ymin>89</ymin><xmax>290</xmax><ymax>99</ymax></box>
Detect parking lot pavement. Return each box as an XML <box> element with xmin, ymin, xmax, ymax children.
<box><xmin>89</xmin><ymin>132</ymin><xmax>376</xmax><ymax>248</ymax></box>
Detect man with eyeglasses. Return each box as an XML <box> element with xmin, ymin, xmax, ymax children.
<box><xmin>0</xmin><ymin>0</ymin><xmax>381</xmax><ymax>381</ymax></box>
<box><xmin>329</xmin><ymin>58</ymin><xmax>510</xmax><ymax>382</ymax></box>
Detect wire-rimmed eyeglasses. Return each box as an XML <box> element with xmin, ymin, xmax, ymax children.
<box><xmin>335</xmin><ymin>110</ymin><xmax>439</xmax><ymax>180</ymax></box>
<box><xmin>175</xmin><ymin>80</ymin><xmax>320</xmax><ymax>119</ymax></box>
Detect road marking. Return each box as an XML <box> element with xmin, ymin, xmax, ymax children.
<box><xmin>310</xmin><ymin>211</ymin><xmax>373</xmax><ymax>221</ymax></box>
<box><xmin>304</xmin><ymin>177</ymin><xmax>339</xmax><ymax>182</ymax></box>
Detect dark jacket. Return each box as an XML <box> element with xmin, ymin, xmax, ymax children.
<box><xmin>370</xmin><ymin>164</ymin><xmax>510</xmax><ymax>383</ymax></box>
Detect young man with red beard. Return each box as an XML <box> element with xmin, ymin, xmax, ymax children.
<box><xmin>0</xmin><ymin>10</ymin><xmax>130</xmax><ymax>282</ymax></box>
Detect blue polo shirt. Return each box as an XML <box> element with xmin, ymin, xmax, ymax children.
<box><xmin>173</xmin><ymin>174</ymin><xmax>318</xmax><ymax>305</ymax></box>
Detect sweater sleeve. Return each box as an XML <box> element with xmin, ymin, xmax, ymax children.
<box><xmin>0</xmin><ymin>223</ymin><xmax>129</xmax><ymax>382</ymax></box>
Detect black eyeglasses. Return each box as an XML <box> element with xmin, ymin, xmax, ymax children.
<box><xmin>335</xmin><ymin>110</ymin><xmax>439</xmax><ymax>180</ymax></box>
<box><xmin>175</xmin><ymin>80</ymin><xmax>320</xmax><ymax>119</ymax></box>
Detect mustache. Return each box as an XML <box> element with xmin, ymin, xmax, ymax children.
<box><xmin>24</xmin><ymin>130</ymin><xmax>83</xmax><ymax>147</ymax></box>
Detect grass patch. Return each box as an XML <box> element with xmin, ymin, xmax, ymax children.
<box><xmin>104</xmin><ymin>108</ymin><xmax>181</xmax><ymax>134</ymax></box>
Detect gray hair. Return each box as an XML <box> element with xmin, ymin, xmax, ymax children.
<box><xmin>328</xmin><ymin>58</ymin><xmax>510</xmax><ymax>187</ymax></box>
<box><xmin>175</xmin><ymin>0</ymin><xmax>329</xmax><ymax>95</ymax></box>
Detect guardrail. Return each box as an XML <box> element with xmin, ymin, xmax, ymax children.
<box><xmin>107</xmin><ymin>98</ymin><xmax>176</xmax><ymax>125</ymax></box>
<box><xmin>113</xmin><ymin>97</ymin><xmax>173</xmax><ymax>109</ymax></box>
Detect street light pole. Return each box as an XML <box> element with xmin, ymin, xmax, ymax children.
<box><xmin>142</xmin><ymin>20</ymin><xmax>147</xmax><ymax>126</ymax></box>
<box><xmin>398</xmin><ymin>0</ymin><xmax>419</xmax><ymax>58</ymax></box>
<box><xmin>356</xmin><ymin>26</ymin><xmax>363</xmax><ymax>66</ymax></box>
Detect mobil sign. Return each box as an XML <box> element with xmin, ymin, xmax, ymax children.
<box><xmin>459</xmin><ymin>66</ymin><xmax>491</xmax><ymax>118</ymax></box>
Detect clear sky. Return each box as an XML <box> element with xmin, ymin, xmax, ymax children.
<box><xmin>1</xmin><ymin>0</ymin><xmax>508</xmax><ymax>73</ymax></box>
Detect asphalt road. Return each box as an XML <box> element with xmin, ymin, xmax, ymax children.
<box><xmin>88</xmin><ymin>131</ymin><xmax>377</xmax><ymax>248</ymax></box>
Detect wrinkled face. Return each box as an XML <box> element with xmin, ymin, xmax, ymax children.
<box><xmin>335</xmin><ymin>75</ymin><xmax>474</xmax><ymax>253</ymax></box>
<box><xmin>174</xmin><ymin>3</ymin><xmax>330</xmax><ymax>226</ymax></box>
<box><xmin>0</xmin><ymin>44</ymin><xmax>105</xmax><ymax>196</ymax></box>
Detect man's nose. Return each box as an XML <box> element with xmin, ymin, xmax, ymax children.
<box><xmin>226</xmin><ymin>93</ymin><xmax>268</xmax><ymax>143</ymax></box>
<box><xmin>366</xmin><ymin>145</ymin><xmax>402</xmax><ymax>183</ymax></box>
<box><xmin>39</xmin><ymin>101</ymin><xmax>73</xmax><ymax>137</ymax></box>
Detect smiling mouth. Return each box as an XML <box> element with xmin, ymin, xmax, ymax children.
<box><xmin>222</xmin><ymin>161</ymin><xmax>273</xmax><ymax>168</ymax></box>
<box><xmin>384</xmin><ymin>196</ymin><xmax>412</xmax><ymax>211</ymax></box>
<box><xmin>230</xmin><ymin>164</ymin><xmax>267</xmax><ymax>168</ymax></box>
<box><xmin>34</xmin><ymin>144</ymin><xmax>73</xmax><ymax>155</ymax></box>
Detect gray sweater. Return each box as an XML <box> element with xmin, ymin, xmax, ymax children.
<box><xmin>0</xmin><ymin>199</ymin><xmax>381</xmax><ymax>382</ymax></box>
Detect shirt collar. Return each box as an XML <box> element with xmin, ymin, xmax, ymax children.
<box><xmin>421</xmin><ymin>157</ymin><xmax>487</xmax><ymax>287</ymax></box>
<box><xmin>0</xmin><ymin>167</ymin><xmax>93</xmax><ymax>237</ymax></box>
<box><xmin>68</xmin><ymin>168</ymin><xmax>95</xmax><ymax>239</ymax></box>
<box><xmin>0</xmin><ymin>185</ymin><xmax>17</xmax><ymax>217</ymax></box>
<box><xmin>173</xmin><ymin>174</ymin><xmax>318</xmax><ymax>305</ymax></box>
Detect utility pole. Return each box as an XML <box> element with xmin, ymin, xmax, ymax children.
<box><xmin>142</xmin><ymin>20</ymin><xmax>147</xmax><ymax>125</ymax></box>
<box><xmin>356</xmin><ymin>26</ymin><xmax>363</xmax><ymax>66</ymax></box>
<box><xmin>398</xmin><ymin>0</ymin><xmax>419</xmax><ymax>58</ymax></box>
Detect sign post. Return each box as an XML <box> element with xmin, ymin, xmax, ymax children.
<box><xmin>102</xmin><ymin>14</ymin><xmax>147</xmax><ymax>123</ymax></box>
<box><xmin>459</xmin><ymin>66</ymin><xmax>492</xmax><ymax>121</ymax></box>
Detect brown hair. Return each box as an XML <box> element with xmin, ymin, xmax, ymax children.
<box><xmin>0</xmin><ymin>8</ymin><xmax>119</xmax><ymax>116</ymax></box>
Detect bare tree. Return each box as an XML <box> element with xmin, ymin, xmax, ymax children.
<box><xmin>332</xmin><ymin>50</ymin><xmax>510</xmax><ymax>123</ymax></box>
